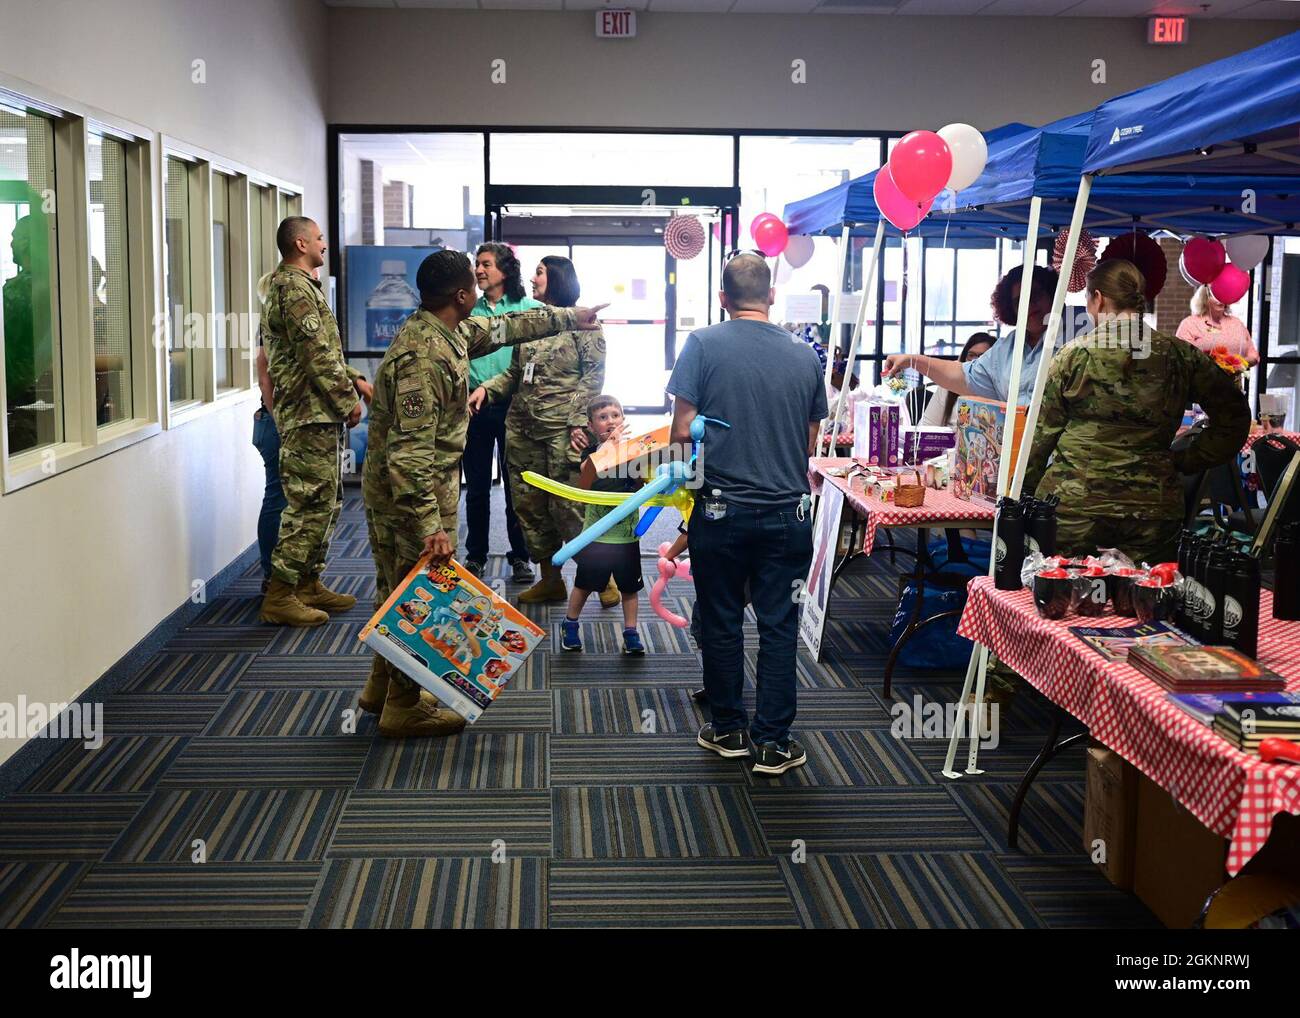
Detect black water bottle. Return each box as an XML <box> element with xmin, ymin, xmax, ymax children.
<box><xmin>1186</xmin><ymin>535</ymin><xmax>1212</xmax><ymax>641</ymax></box>
<box><xmin>1204</xmin><ymin>546</ymin><xmax>1230</xmax><ymax>644</ymax></box>
<box><xmin>1222</xmin><ymin>551</ymin><xmax>1261</xmax><ymax>657</ymax></box>
<box><xmin>1175</xmin><ymin>529</ymin><xmax>1195</xmax><ymax>628</ymax></box>
<box><xmin>995</xmin><ymin>497</ymin><xmax>1026</xmax><ymax>591</ymax></box>
<box><xmin>1274</xmin><ymin>522</ymin><xmax>1300</xmax><ymax>621</ymax></box>
<box><xmin>1021</xmin><ymin>497</ymin><xmax>1041</xmax><ymax>557</ymax></box>
<box><xmin>1035</xmin><ymin>496</ymin><xmax>1059</xmax><ymax>558</ymax></box>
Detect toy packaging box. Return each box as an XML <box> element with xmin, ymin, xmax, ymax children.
<box><xmin>588</xmin><ymin>423</ymin><xmax>671</xmax><ymax>475</ymax></box>
<box><xmin>952</xmin><ymin>396</ymin><xmax>1027</xmax><ymax>506</ymax></box>
<box><xmin>851</xmin><ymin>400</ymin><xmax>901</xmax><ymax>467</ymax></box>
<box><xmin>358</xmin><ymin>556</ymin><xmax>546</xmax><ymax>722</ymax></box>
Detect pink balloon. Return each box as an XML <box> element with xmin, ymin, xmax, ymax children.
<box><xmin>890</xmin><ymin>131</ymin><xmax>953</xmax><ymax>203</ymax></box>
<box><xmin>1210</xmin><ymin>263</ymin><xmax>1250</xmax><ymax>306</ymax></box>
<box><xmin>1183</xmin><ymin>236</ymin><xmax>1226</xmax><ymax>285</ymax></box>
<box><xmin>873</xmin><ymin>164</ymin><xmax>933</xmax><ymax>232</ymax></box>
<box><xmin>753</xmin><ymin>216</ymin><xmax>789</xmax><ymax>257</ymax></box>
<box><xmin>749</xmin><ymin>213</ymin><xmax>777</xmax><ymax>240</ymax></box>
<box><xmin>651</xmin><ymin>542</ymin><xmax>693</xmax><ymax>628</ymax></box>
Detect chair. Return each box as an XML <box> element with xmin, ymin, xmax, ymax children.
<box><xmin>1205</xmin><ymin>460</ymin><xmax>1265</xmax><ymax>536</ymax></box>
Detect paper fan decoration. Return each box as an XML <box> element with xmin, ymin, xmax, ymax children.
<box><xmin>664</xmin><ymin>215</ymin><xmax>705</xmax><ymax>260</ymax></box>
<box><xmin>1098</xmin><ymin>231</ymin><xmax>1168</xmax><ymax>303</ymax></box>
<box><xmin>1052</xmin><ymin>227</ymin><xmax>1097</xmax><ymax>292</ymax></box>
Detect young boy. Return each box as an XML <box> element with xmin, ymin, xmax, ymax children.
<box><xmin>561</xmin><ymin>395</ymin><xmax>646</xmax><ymax>656</ymax></box>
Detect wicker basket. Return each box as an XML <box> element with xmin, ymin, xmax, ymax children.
<box><xmin>895</xmin><ymin>470</ymin><xmax>926</xmax><ymax>508</ymax></box>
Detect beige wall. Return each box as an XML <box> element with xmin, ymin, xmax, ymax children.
<box><xmin>328</xmin><ymin>10</ymin><xmax>1294</xmax><ymax>131</ymax></box>
<box><xmin>0</xmin><ymin>0</ymin><xmax>328</xmax><ymax>767</ymax></box>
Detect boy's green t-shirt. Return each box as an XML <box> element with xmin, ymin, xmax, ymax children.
<box><xmin>580</xmin><ymin>443</ymin><xmax>641</xmax><ymax>545</ymax></box>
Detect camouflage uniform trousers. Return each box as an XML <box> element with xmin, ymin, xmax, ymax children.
<box><xmin>364</xmin><ymin>479</ymin><xmax>459</xmax><ymax>694</ymax></box>
<box><xmin>270</xmin><ymin>422</ymin><xmax>344</xmax><ymax>586</ymax></box>
<box><xmin>1054</xmin><ymin>512</ymin><xmax>1182</xmax><ymax>567</ymax></box>
<box><xmin>504</xmin><ymin>422</ymin><xmax>583</xmax><ymax>563</ymax></box>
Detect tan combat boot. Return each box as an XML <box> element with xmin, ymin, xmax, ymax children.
<box><xmin>598</xmin><ymin>577</ymin><xmax>620</xmax><ymax>609</ymax></box>
<box><xmin>377</xmin><ymin>682</ymin><xmax>465</xmax><ymax>738</ymax></box>
<box><xmin>360</xmin><ymin>665</ymin><xmax>438</xmax><ymax>714</ymax></box>
<box><xmin>517</xmin><ymin>561</ymin><xmax>568</xmax><ymax>604</ymax></box>
<box><xmin>296</xmin><ymin>575</ymin><xmax>357</xmax><ymax>612</ymax></box>
<box><xmin>259</xmin><ymin>578</ymin><xmax>329</xmax><ymax>627</ymax></box>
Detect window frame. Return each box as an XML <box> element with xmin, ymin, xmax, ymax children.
<box><xmin>0</xmin><ymin>76</ymin><xmax>159</xmax><ymax>495</ymax></box>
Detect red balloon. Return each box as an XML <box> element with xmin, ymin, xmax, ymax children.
<box><xmin>890</xmin><ymin>131</ymin><xmax>953</xmax><ymax>203</ymax></box>
<box><xmin>873</xmin><ymin>164</ymin><xmax>933</xmax><ymax>232</ymax></box>
<box><xmin>749</xmin><ymin>213</ymin><xmax>777</xmax><ymax>241</ymax></box>
<box><xmin>752</xmin><ymin>216</ymin><xmax>789</xmax><ymax>257</ymax></box>
<box><xmin>1210</xmin><ymin>263</ymin><xmax>1250</xmax><ymax>306</ymax></box>
<box><xmin>1098</xmin><ymin>232</ymin><xmax>1168</xmax><ymax>303</ymax></box>
<box><xmin>1183</xmin><ymin>236</ymin><xmax>1226</xmax><ymax>285</ymax></box>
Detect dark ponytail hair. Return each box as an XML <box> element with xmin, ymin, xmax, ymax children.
<box><xmin>476</xmin><ymin>242</ymin><xmax>526</xmax><ymax>303</ymax></box>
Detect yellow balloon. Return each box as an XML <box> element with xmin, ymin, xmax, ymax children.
<box><xmin>522</xmin><ymin>471</ymin><xmax>694</xmax><ymax>522</ymax></box>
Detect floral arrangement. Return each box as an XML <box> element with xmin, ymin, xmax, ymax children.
<box><xmin>1210</xmin><ymin>344</ymin><xmax>1249</xmax><ymax>377</ymax></box>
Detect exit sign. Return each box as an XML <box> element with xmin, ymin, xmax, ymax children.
<box><xmin>1147</xmin><ymin>16</ymin><xmax>1188</xmax><ymax>45</ymax></box>
<box><xmin>596</xmin><ymin>10</ymin><xmax>636</xmax><ymax>38</ymax></box>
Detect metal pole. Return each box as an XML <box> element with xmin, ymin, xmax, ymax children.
<box><xmin>828</xmin><ymin>220</ymin><xmax>886</xmax><ymax>452</ymax></box>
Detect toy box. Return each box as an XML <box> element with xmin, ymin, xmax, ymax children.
<box><xmin>951</xmin><ymin>396</ymin><xmax>1027</xmax><ymax>506</ymax></box>
<box><xmin>358</xmin><ymin>556</ymin><xmax>545</xmax><ymax>722</ymax></box>
<box><xmin>588</xmin><ymin>423</ymin><xmax>671</xmax><ymax>475</ymax></box>
<box><xmin>851</xmin><ymin>400</ymin><xmax>901</xmax><ymax>467</ymax></box>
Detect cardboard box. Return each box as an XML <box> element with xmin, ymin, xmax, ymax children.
<box><xmin>1083</xmin><ymin>745</ymin><xmax>1138</xmax><ymax>890</ymax></box>
<box><xmin>358</xmin><ymin>555</ymin><xmax>546</xmax><ymax>722</ymax></box>
<box><xmin>952</xmin><ymin>395</ymin><xmax>1027</xmax><ymax>506</ymax></box>
<box><xmin>588</xmin><ymin>423</ymin><xmax>671</xmax><ymax>475</ymax></box>
<box><xmin>901</xmin><ymin>426</ymin><xmax>957</xmax><ymax>465</ymax></box>
<box><xmin>851</xmin><ymin>399</ymin><xmax>901</xmax><ymax>467</ymax></box>
<box><xmin>1132</xmin><ymin>771</ymin><xmax>1228</xmax><ymax>928</ymax></box>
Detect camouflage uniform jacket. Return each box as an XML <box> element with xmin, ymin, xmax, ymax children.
<box><xmin>1023</xmin><ymin>319</ymin><xmax>1251</xmax><ymax>520</ymax></box>
<box><xmin>262</xmin><ymin>264</ymin><xmax>360</xmax><ymax>432</ymax></box>
<box><xmin>480</xmin><ymin>325</ymin><xmax>606</xmax><ymax>430</ymax></box>
<box><xmin>363</xmin><ymin>305</ymin><xmax>581</xmax><ymax>539</ymax></box>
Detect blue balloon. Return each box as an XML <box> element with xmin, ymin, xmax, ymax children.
<box><xmin>634</xmin><ymin>505</ymin><xmax>663</xmax><ymax>537</ymax></box>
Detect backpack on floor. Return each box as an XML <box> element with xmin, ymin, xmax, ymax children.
<box><xmin>888</xmin><ymin>535</ymin><xmax>989</xmax><ymax>670</ymax></box>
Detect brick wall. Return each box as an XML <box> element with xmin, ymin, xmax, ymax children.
<box><xmin>1153</xmin><ymin>237</ymin><xmax>1195</xmax><ymax>336</ymax></box>
<box><xmin>383</xmin><ymin>181</ymin><xmax>410</xmax><ymax>230</ymax></box>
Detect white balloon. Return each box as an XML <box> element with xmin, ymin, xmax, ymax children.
<box><xmin>1225</xmin><ymin>234</ymin><xmax>1270</xmax><ymax>272</ymax></box>
<box><xmin>773</xmin><ymin>257</ymin><xmax>794</xmax><ymax>284</ymax></box>
<box><xmin>784</xmin><ymin>234</ymin><xmax>815</xmax><ymax>269</ymax></box>
<box><xmin>1178</xmin><ymin>251</ymin><xmax>1200</xmax><ymax>290</ymax></box>
<box><xmin>937</xmin><ymin>123</ymin><xmax>988</xmax><ymax>193</ymax></box>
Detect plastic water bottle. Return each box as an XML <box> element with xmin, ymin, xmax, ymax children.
<box><xmin>365</xmin><ymin>260</ymin><xmax>418</xmax><ymax>350</ymax></box>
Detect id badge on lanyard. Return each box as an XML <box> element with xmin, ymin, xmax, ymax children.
<box><xmin>522</xmin><ymin>361</ymin><xmax>536</xmax><ymax>384</ymax></box>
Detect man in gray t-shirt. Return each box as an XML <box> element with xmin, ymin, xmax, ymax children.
<box><xmin>666</xmin><ymin>253</ymin><xmax>826</xmax><ymax>776</ymax></box>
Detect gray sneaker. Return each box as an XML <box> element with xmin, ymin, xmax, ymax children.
<box><xmin>752</xmin><ymin>738</ymin><xmax>807</xmax><ymax>776</ymax></box>
<box><xmin>464</xmin><ymin>560</ymin><xmax>485</xmax><ymax>578</ymax></box>
<box><xmin>511</xmin><ymin>559</ymin><xmax>534</xmax><ymax>584</ymax></box>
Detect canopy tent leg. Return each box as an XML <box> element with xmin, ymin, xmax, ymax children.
<box><xmin>942</xmin><ymin>195</ymin><xmax>1043</xmax><ymax>779</ymax></box>
<box><xmin>827</xmin><ymin>220</ymin><xmax>886</xmax><ymax>453</ymax></box>
<box><xmin>817</xmin><ymin>225</ymin><xmax>853</xmax><ymax>456</ymax></box>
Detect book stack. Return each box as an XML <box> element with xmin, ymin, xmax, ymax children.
<box><xmin>1212</xmin><ymin>700</ymin><xmax>1300</xmax><ymax>754</ymax></box>
<box><xmin>1126</xmin><ymin>645</ymin><xmax>1287</xmax><ymax>694</ymax></box>
<box><xmin>1167</xmin><ymin>691</ymin><xmax>1300</xmax><ymax>727</ymax></box>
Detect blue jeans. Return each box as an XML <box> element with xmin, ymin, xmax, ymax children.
<box><xmin>252</xmin><ymin>407</ymin><xmax>287</xmax><ymax>580</ymax></box>
<box><xmin>688</xmin><ymin>502</ymin><xmax>813</xmax><ymax>747</ymax></box>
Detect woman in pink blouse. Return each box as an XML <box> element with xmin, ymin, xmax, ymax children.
<box><xmin>1176</xmin><ymin>285</ymin><xmax>1260</xmax><ymax>365</ymax></box>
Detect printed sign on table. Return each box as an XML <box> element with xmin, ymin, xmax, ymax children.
<box><xmin>358</xmin><ymin>556</ymin><xmax>545</xmax><ymax>722</ymax></box>
<box><xmin>799</xmin><ymin>482</ymin><xmax>845</xmax><ymax>661</ymax></box>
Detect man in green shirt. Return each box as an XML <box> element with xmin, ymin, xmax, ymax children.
<box><xmin>463</xmin><ymin>243</ymin><xmax>540</xmax><ymax>581</ymax></box>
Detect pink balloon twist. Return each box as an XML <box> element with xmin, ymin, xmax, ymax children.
<box><xmin>650</xmin><ymin>540</ymin><xmax>693</xmax><ymax>628</ymax></box>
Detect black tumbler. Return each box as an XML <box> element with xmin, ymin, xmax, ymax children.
<box><xmin>1275</xmin><ymin>522</ymin><xmax>1300</xmax><ymax>622</ymax></box>
<box><xmin>1203</xmin><ymin>546</ymin><xmax>1229</xmax><ymax>645</ymax></box>
<box><xmin>995</xmin><ymin>497</ymin><xmax>1025</xmax><ymax>591</ymax></box>
<box><xmin>1033</xmin><ymin>497</ymin><xmax>1059</xmax><ymax>558</ymax></box>
<box><xmin>1033</xmin><ymin>570</ymin><xmax>1073</xmax><ymax>620</ymax></box>
<box><xmin>1133</xmin><ymin>580</ymin><xmax>1176</xmax><ymax>623</ymax></box>
<box><xmin>1222</xmin><ymin>551</ymin><xmax>1261</xmax><ymax>657</ymax></box>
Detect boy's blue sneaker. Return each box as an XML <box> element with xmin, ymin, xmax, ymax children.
<box><xmin>623</xmin><ymin>627</ymin><xmax>645</xmax><ymax>656</ymax></box>
<box><xmin>561</xmin><ymin>618</ymin><xmax>582</xmax><ymax>652</ymax></box>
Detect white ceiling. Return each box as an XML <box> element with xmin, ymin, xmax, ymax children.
<box><xmin>322</xmin><ymin>0</ymin><xmax>1300</xmax><ymax>18</ymax></box>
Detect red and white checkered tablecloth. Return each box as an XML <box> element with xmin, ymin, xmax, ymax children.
<box><xmin>957</xmin><ymin>576</ymin><xmax>1300</xmax><ymax>875</ymax></box>
<box><xmin>811</xmin><ymin>459</ymin><xmax>994</xmax><ymax>556</ymax></box>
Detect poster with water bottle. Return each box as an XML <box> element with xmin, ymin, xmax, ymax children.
<box><xmin>344</xmin><ymin>246</ymin><xmax>435</xmax><ymax>352</ymax></box>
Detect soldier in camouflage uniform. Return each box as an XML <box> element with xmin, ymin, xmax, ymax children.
<box><xmin>259</xmin><ymin>218</ymin><xmax>369</xmax><ymax>627</ymax></box>
<box><xmin>470</xmin><ymin>254</ymin><xmax>606</xmax><ymax>605</ymax></box>
<box><xmin>359</xmin><ymin>250</ymin><xmax>606</xmax><ymax>738</ymax></box>
<box><xmin>1023</xmin><ymin>259</ymin><xmax>1251</xmax><ymax>565</ymax></box>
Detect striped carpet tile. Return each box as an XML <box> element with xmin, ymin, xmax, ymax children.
<box><xmin>236</xmin><ymin>654</ymin><xmax>370</xmax><ymax>689</ymax></box>
<box><xmin>47</xmin><ymin>863</ymin><xmax>322</xmax><ymax>928</ymax></box>
<box><xmin>783</xmin><ymin>689</ymin><xmax>894</xmax><ymax>728</ymax></box>
<box><xmin>738</xmin><ymin>730</ymin><xmax>929</xmax><ymax>788</ymax></box>
<box><xmin>304</xmin><ymin>856</ymin><xmax>546</xmax><ymax>929</ymax></box>
<box><xmin>553</xmin><ymin>687</ymin><xmax>704</xmax><ymax>734</ymax></box>
<box><xmin>549</xmin><ymin>619</ymin><xmax>693</xmax><ymax>655</ymax></box>
<box><xmin>329</xmin><ymin>791</ymin><xmax>551</xmax><ymax>857</ymax></box>
<box><xmin>266</xmin><ymin>621</ymin><xmax>370</xmax><ymax>656</ymax></box>
<box><xmin>499</xmin><ymin>647</ymin><xmax>546</xmax><ymax>691</ymax></box>
<box><xmin>553</xmin><ymin>785</ymin><xmax>769</xmax><ymax>858</ymax></box>
<box><xmin>202</xmin><ymin>689</ymin><xmax>364</xmax><ymax>737</ymax></box>
<box><xmin>100</xmin><ymin>694</ymin><xmax>225</xmax><ymax>736</ymax></box>
<box><xmin>549</xmin><ymin>735</ymin><xmax>747</xmax><ymax>786</ymax></box>
<box><xmin>104</xmin><ymin>787</ymin><xmax>348</xmax><ymax>862</ymax></box>
<box><xmin>856</xmin><ymin>852</ymin><xmax>1041</xmax><ymax>929</ymax></box>
<box><xmin>749</xmin><ymin>786</ymin><xmax>992</xmax><ymax>854</ymax></box>
<box><xmin>165</xmin><ymin>626</ymin><xmax>276</xmax><ymax>653</ymax></box>
<box><xmin>119</xmin><ymin>652</ymin><xmax>255</xmax><ymax>693</ymax></box>
<box><xmin>18</xmin><ymin>737</ymin><xmax>187</xmax><ymax>794</ymax></box>
<box><xmin>463</xmin><ymin>691</ymin><xmax>554</xmax><ymax>733</ymax></box>
<box><xmin>776</xmin><ymin>854</ymin><xmax>891</xmax><ymax>929</ymax></box>
<box><xmin>548</xmin><ymin>860</ymin><xmax>799</xmax><ymax>928</ymax></box>
<box><xmin>0</xmin><ymin>861</ymin><xmax>90</xmax><ymax>928</ymax></box>
<box><xmin>159</xmin><ymin>737</ymin><xmax>370</xmax><ymax>788</ymax></box>
<box><xmin>357</xmin><ymin>733</ymin><xmax>547</xmax><ymax>790</ymax></box>
<box><xmin>994</xmin><ymin>854</ymin><xmax>1159</xmax><ymax>928</ymax></box>
<box><xmin>0</xmin><ymin>794</ymin><xmax>149</xmax><ymax>860</ymax></box>
<box><xmin>191</xmin><ymin>596</ymin><xmax>264</xmax><ymax>627</ymax></box>
<box><xmin>945</xmin><ymin>782</ymin><xmax>1088</xmax><ymax>856</ymax></box>
<box><xmin>903</xmin><ymin>733</ymin><xmax>1087</xmax><ymax>784</ymax></box>
<box><xmin>546</xmin><ymin>653</ymin><xmax>698</xmax><ymax>688</ymax></box>
<box><xmin>743</xmin><ymin>646</ymin><xmax>859</xmax><ymax>690</ymax></box>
